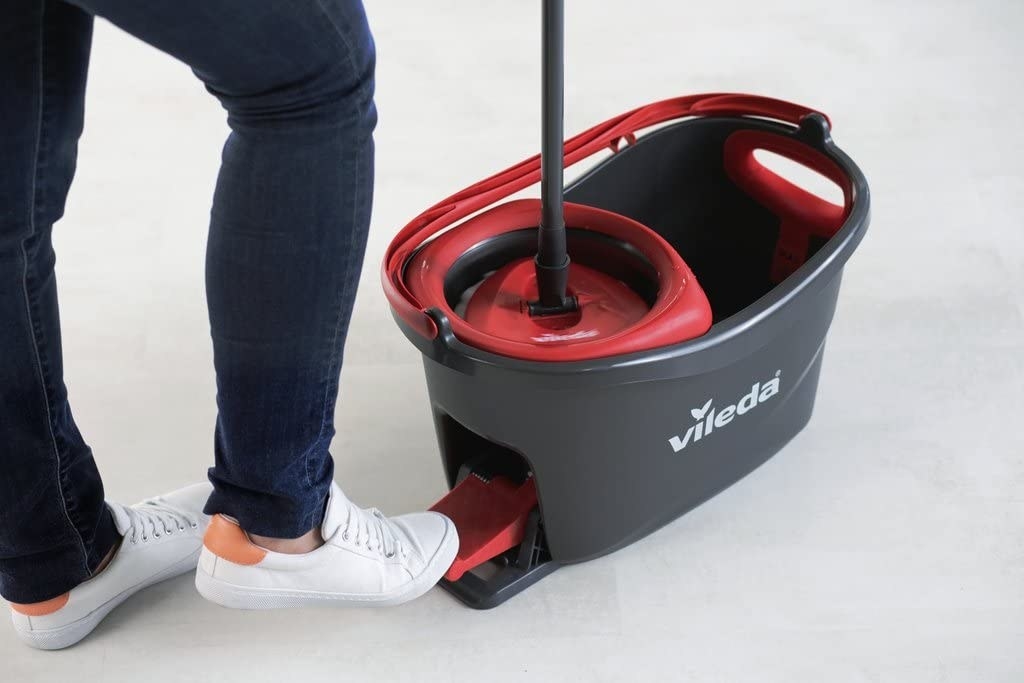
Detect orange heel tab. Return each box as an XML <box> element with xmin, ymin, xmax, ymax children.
<box><xmin>204</xmin><ymin>515</ymin><xmax>267</xmax><ymax>566</ymax></box>
<box><xmin>10</xmin><ymin>592</ymin><xmax>70</xmax><ymax>616</ymax></box>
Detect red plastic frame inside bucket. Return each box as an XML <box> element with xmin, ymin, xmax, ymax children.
<box><xmin>403</xmin><ymin>199</ymin><xmax>713</xmax><ymax>362</ymax></box>
<box><xmin>463</xmin><ymin>258</ymin><xmax>649</xmax><ymax>347</ymax></box>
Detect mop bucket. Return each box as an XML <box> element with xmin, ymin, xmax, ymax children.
<box><xmin>383</xmin><ymin>93</ymin><xmax>870</xmax><ymax>608</ymax></box>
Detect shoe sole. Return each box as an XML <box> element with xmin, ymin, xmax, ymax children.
<box><xmin>12</xmin><ymin>549</ymin><xmax>202</xmax><ymax>651</ymax></box>
<box><xmin>195</xmin><ymin>520</ymin><xmax>459</xmax><ymax>610</ymax></box>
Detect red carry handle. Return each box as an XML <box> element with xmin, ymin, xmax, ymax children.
<box><xmin>382</xmin><ymin>93</ymin><xmax>832</xmax><ymax>341</ymax></box>
<box><xmin>723</xmin><ymin>129</ymin><xmax>852</xmax><ymax>218</ymax></box>
<box><xmin>723</xmin><ymin>129</ymin><xmax>853</xmax><ymax>282</ymax></box>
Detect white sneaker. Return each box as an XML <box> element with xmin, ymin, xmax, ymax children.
<box><xmin>195</xmin><ymin>482</ymin><xmax>459</xmax><ymax>609</ymax></box>
<box><xmin>9</xmin><ymin>483</ymin><xmax>211</xmax><ymax>650</ymax></box>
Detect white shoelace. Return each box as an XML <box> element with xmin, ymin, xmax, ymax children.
<box><xmin>124</xmin><ymin>499</ymin><xmax>200</xmax><ymax>545</ymax></box>
<box><xmin>340</xmin><ymin>504</ymin><xmax>407</xmax><ymax>559</ymax></box>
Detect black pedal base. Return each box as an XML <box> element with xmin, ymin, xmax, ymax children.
<box><xmin>439</xmin><ymin>507</ymin><xmax>558</xmax><ymax>609</ymax></box>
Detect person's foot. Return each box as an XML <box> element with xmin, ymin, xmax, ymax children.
<box><xmin>195</xmin><ymin>482</ymin><xmax>458</xmax><ymax>609</ymax></box>
<box><xmin>9</xmin><ymin>483</ymin><xmax>212</xmax><ymax>650</ymax></box>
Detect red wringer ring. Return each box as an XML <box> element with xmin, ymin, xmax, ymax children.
<box><xmin>401</xmin><ymin>199</ymin><xmax>711</xmax><ymax>362</ymax></box>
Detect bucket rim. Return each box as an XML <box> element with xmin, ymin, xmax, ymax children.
<box><xmin>384</xmin><ymin>95</ymin><xmax>871</xmax><ymax>381</ymax></box>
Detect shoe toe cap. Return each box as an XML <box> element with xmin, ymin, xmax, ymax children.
<box><xmin>394</xmin><ymin>511</ymin><xmax>458</xmax><ymax>563</ymax></box>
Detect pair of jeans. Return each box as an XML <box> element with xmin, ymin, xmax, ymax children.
<box><xmin>0</xmin><ymin>0</ymin><xmax>376</xmax><ymax>604</ymax></box>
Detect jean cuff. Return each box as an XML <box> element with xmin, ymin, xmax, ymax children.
<box><xmin>202</xmin><ymin>474</ymin><xmax>329</xmax><ymax>539</ymax></box>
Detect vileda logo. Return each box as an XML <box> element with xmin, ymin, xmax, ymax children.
<box><xmin>668</xmin><ymin>371</ymin><xmax>782</xmax><ymax>453</ymax></box>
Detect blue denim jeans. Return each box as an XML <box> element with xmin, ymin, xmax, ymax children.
<box><xmin>0</xmin><ymin>0</ymin><xmax>376</xmax><ymax>603</ymax></box>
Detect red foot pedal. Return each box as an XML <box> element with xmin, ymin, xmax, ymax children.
<box><xmin>429</xmin><ymin>475</ymin><xmax>538</xmax><ymax>581</ymax></box>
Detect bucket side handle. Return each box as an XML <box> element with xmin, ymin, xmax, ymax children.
<box><xmin>723</xmin><ymin>115</ymin><xmax>855</xmax><ymax>283</ymax></box>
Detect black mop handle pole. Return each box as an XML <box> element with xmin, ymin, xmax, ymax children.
<box><xmin>534</xmin><ymin>0</ymin><xmax>571</xmax><ymax>311</ymax></box>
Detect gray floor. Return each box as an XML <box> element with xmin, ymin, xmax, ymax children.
<box><xmin>4</xmin><ymin>1</ymin><xmax>1023</xmax><ymax>681</ymax></box>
